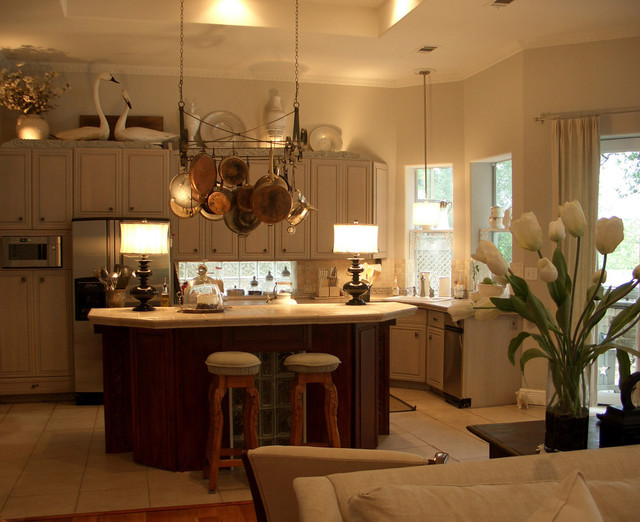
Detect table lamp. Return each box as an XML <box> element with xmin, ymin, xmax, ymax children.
<box><xmin>119</xmin><ymin>221</ymin><xmax>169</xmax><ymax>311</ymax></box>
<box><xmin>333</xmin><ymin>222</ymin><xmax>378</xmax><ymax>306</ymax></box>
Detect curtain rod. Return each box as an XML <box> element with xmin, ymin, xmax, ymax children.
<box><xmin>534</xmin><ymin>106</ymin><xmax>640</xmax><ymax>123</ymax></box>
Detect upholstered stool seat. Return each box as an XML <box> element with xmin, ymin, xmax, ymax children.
<box><xmin>285</xmin><ymin>352</ymin><xmax>341</xmax><ymax>448</ymax></box>
<box><xmin>203</xmin><ymin>351</ymin><xmax>261</xmax><ymax>492</ymax></box>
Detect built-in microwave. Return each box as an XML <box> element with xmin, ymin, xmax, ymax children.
<box><xmin>1</xmin><ymin>236</ymin><xmax>62</xmax><ymax>268</ymax></box>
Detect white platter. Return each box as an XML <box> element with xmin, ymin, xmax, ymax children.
<box><xmin>309</xmin><ymin>126</ymin><xmax>343</xmax><ymax>152</ymax></box>
<box><xmin>200</xmin><ymin>111</ymin><xmax>245</xmax><ymax>143</ymax></box>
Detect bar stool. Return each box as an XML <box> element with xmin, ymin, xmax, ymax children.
<box><xmin>284</xmin><ymin>352</ymin><xmax>341</xmax><ymax>448</ymax></box>
<box><xmin>203</xmin><ymin>351</ymin><xmax>261</xmax><ymax>492</ymax></box>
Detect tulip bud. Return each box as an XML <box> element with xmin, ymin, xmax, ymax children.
<box><xmin>595</xmin><ymin>217</ymin><xmax>624</xmax><ymax>255</ymax></box>
<box><xmin>510</xmin><ymin>212</ymin><xmax>544</xmax><ymax>252</ymax></box>
<box><xmin>559</xmin><ymin>200</ymin><xmax>586</xmax><ymax>237</ymax></box>
<box><xmin>486</xmin><ymin>252</ymin><xmax>508</xmax><ymax>276</ymax></box>
<box><xmin>592</xmin><ymin>269</ymin><xmax>607</xmax><ymax>284</ymax></box>
<box><xmin>471</xmin><ymin>240</ymin><xmax>501</xmax><ymax>265</ymax></box>
<box><xmin>448</xmin><ymin>300</ymin><xmax>474</xmax><ymax>322</ymax></box>
<box><xmin>634</xmin><ymin>265</ymin><xmax>640</xmax><ymax>280</ymax></box>
<box><xmin>549</xmin><ymin>218</ymin><xmax>566</xmax><ymax>242</ymax></box>
<box><xmin>537</xmin><ymin>257</ymin><xmax>558</xmax><ymax>283</ymax></box>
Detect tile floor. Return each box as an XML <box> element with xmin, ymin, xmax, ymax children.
<box><xmin>0</xmin><ymin>387</ymin><xmax>548</xmax><ymax>520</ymax></box>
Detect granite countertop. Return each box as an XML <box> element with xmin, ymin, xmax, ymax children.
<box><xmin>88</xmin><ymin>301</ymin><xmax>418</xmax><ymax>329</ymax></box>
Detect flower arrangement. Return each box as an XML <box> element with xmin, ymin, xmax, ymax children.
<box><xmin>0</xmin><ymin>63</ymin><xmax>69</xmax><ymax>115</ymax></box>
<box><xmin>450</xmin><ymin>200</ymin><xmax>640</xmax><ymax>450</ymax></box>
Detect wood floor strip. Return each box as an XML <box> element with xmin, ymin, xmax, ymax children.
<box><xmin>6</xmin><ymin>501</ymin><xmax>257</xmax><ymax>522</ymax></box>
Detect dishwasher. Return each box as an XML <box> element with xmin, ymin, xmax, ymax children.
<box><xmin>443</xmin><ymin>314</ymin><xmax>471</xmax><ymax>408</ymax></box>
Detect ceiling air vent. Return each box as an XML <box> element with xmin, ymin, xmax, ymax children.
<box><xmin>489</xmin><ymin>0</ymin><xmax>515</xmax><ymax>6</ymax></box>
<box><xmin>416</xmin><ymin>45</ymin><xmax>438</xmax><ymax>54</ymax></box>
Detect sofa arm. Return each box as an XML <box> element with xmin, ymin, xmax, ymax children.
<box><xmin>244</xmin><ymin>445</ymin><xmax>435</xmax><ymax>522</ymax></box>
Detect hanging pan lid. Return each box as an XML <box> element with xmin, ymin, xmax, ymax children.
<box><xmin>189</xmin><ymin>153</ymin><xmax>217</xmax><ymax>196</ymax></box>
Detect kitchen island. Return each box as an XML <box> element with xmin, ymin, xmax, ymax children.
<box><xmin>88</xmin><ymin>302</ymin><xmax>416</xmax><ymax>471</ymax></box>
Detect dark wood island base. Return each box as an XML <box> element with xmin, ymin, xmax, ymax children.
<box><xmin>92</xmin><ymin>304</ymin><xmax>413</xmax><ymax>471</ymax></box>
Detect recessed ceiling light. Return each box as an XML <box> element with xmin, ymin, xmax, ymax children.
<box><xmin>489</xmin><ymin>0</ymin><xmax>515</xmax><ymax>6</ymax></box>
<box><xmin>416</xmin><ymin>45</ymin><xmax>438</xmax><ymax>54</ymax></box>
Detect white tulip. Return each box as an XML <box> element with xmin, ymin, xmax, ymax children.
<box><xmin>594</xmin><ymin>217</ymin><xmax>624</xmax><ymax>255</ymax></box>
<box><xmin>471</xmin><ymin>240</ymin><xmax>501</xmax><ymax>264</ymax></box>
<box><xmin>537</xmin><ymin>257</ymin><xmax>558</xmax><ymax>283</ymax></box>
<box><xmin>634</xmin><ymin>265</ymin><xmax>640</xmax><ymax>280</ymax></box>
<box><xmin>448</xmin><ymin>300</ymin><xmax>474</xmax><ymax>323</ymax></box>
<box><xmin>486</xmin><ymin>252</ymin><xmax>508</xmax><ymax>276</ymax></box>
<box><xmin>548</xmin><ymin>218</ymin><xmax>566</xmax><ymax>242</ymax></box>
<box><xmin>510</xmin><ymin>212</ymin><xmax>544</xmax><ymax>252</ymax></box>
<box><xmin>592</xmin><ymin>269</ymin><xmax>607</xmax><ymax>284</ymax></box>
<box><xmin>474</xmin><ymin>297</ymin><xmax>503</xmax><ymax>321</ymax></box>
<box><xmin>559</xmin><ymin>200</ymin><xmax>586</xmax><ymax>237</ymax></box>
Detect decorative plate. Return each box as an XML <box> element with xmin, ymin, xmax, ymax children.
<box><xmin>309</xmin><ymin>126</ymin><xmax>343</xmax><ymax>152</ymax></box>
<box><xmin>200</xmin><ymin>111</ymin><xmax>245</xmax><ymax>143</ymax></box>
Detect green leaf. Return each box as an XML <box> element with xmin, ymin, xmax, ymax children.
<box><xmin>552</xmin><ymin>246</ymin><xmax>571</xmax><ymax>295</ymax></box>
<box><xmin>490</xmin><ymin>297</ymin><xmax>515</xmax><ymax>312</ymax></box>
<box><xmin>555</xmin><ymin>295</ymin><xmax>571</xmax><ymax>336</ymax></box>
<box><xmin>509</xmin><ymin>296</ymin><xmax>535</xmax><ymax>322</ymax></box>
<box><xmin>507</xmin><ymin>331</ymin><xmax>531</xmax><ymax>364</ymax></box>
<box><xmin>519</xmin><ymin>348</ymin><xmax>548</xmax><ymax>373</ymax></box>
<box><xmin>607</xmin><ymin>301</ymin><xmax>640</xmax><ymax>338</ymax></box>
<box><xmin>507</xmin><ymin>274</ymin><xmax>529</xmax><ymax>298</ymax></box>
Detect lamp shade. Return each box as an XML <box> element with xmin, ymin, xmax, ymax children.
<box><xmin>333</xmin><ymin>223</ymin><xmax>378</xmax><ymax>254</ymax></box>
<box><xmin>412</xmin><ymin>201</ymin><xmax>440</xmax><ymax>228</ymax></box>
<box><xmin>120</xmin><ymin>222</ymin><xmax>169</xmax><ymax>255</ymax></box>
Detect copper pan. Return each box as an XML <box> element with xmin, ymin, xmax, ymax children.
<box><xmin>219</xmin><ymin>155</ymin><xmax>249</xmax><ymax>187</ymax></box>
<box><xmin>235</xmin><ymin>185</ymin><xmax>254</xmax><ymax>212</ymax></box>
<box><xmin>189</xmin><ymin>153</ymin><xmax>217</xmax><ymax>196</ymax></box>
<box><xmin>223</xmin><ymin>200</ymin><xmax>261</xmax><ymax>237</ymax></box>
<box><xmin>251</xmin><ymin>149</ymin><xmax>292</xmax><ymax>224</ymax></box>
<box><xmin>207</xmin><ymin>185</ymin><xmax>233</xmax><ymax>215</ymax></box>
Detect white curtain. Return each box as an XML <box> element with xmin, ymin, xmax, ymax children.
<box><xmin>551</xmin><ymin>116</ymin><xmax>600</xmax><ymax>314</ymax></box>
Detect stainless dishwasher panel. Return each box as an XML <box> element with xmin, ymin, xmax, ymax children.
<box><xmin>443</xmin><ymin>318</ymin><xmax>471</xmax><ymax>408</ymax></box>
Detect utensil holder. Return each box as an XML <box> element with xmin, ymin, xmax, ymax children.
<box><xmin>106</xmin><ymin>289</ymin><xmax>126</xmax><ymax>308</ymax></box>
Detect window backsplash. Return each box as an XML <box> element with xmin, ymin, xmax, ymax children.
<box><xmin>178</xmin><ymin>261</ymin><xmax>297</xmax><ymax>295</ymax></box>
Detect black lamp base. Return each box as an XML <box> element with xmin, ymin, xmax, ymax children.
<box><xmin>130</xmin><ymin>256</ymin><xmax>157</xmax><ymax>312</ymax></box>
<box><xmin>343</xmin><ymin>256</ymin><xmax>370</xmax><ymax>306</ymax></box>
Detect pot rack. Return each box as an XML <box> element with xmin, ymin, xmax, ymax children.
<box><xmin>171</xmin><ymin>0</ymin><xmax>311</xmax><ymax>236</ymax></box>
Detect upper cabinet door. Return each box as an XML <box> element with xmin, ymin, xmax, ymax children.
<box><xmin>343</xmin><ymin>160</ymin><xmax>372</xmax><ymax>225</ymax></box>
<box><xmin>0</xmin><ymin>150</ymin><xmax>31</xmax><ymax>228</ymax></box>
<box><xmin>123</xmin><ymin>150</ymin><xmax>169</xmax><ymax>218</ymax></box>
<box><xmin>310</xmin><ymin>159</ymin><xmax>342</xmax><ymax>258</ymax></box>
<box><xmin>32</xmin><ymin>150</ymin><xmax>73</xmax><ymax>229</ymax></box>
<box><xmin>74</xmin><ymin>149</ymin><xmax>121</xmax><ymax>217</ymax></box>
<box><xmin>373</xmin><ymin>162</ymin><xmax>388</xmax><ymax>258</ymax></box>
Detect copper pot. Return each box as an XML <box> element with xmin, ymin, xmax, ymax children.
<box><xmin>219</xmin><ymin>155</ymin><xmax>249</xmax><ymax>187</ymax></box>
<box><xmin>251</xmin><ymin>150</ymin><xmax>292</xmax><ymax>225</ymax></box>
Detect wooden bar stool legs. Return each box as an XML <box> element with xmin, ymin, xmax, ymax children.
<box><xmin>203</xmin><ymin>352</ymin><xmax>261</xmax><ymax>492</ymax></box>
<box><xmin>285</xmin><ymin>353</ymin><xmax>341</xmax><ymax>448</ymax></box>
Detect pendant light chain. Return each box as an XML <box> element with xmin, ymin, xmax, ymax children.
<box><xmin>293</xmin><ymin>0</ymin><xmax>300</xmax><ymax>109</ymax></box>
<box><xmin>420</xmin><ymin>70</ymin><xmax>430</xmax><ymax>180</ymax></box>
<box><xmin>178</xmin><ymin>0</ymin><xmax>185</xmax><ymax>108</ymax></box>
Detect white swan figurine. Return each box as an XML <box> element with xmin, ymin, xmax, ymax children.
<box><xmin>54</xmin><ymin>72</ymin><xmax>119</xmax><ymax>141</ymax></box>
<box><xmin>114</xmin><ymin>89</ymin><xmax>178</xmax><ymax>143</ymax></box>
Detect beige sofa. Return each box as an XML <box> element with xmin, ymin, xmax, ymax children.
<box><xmin>293</xmin><ymin>444</ymin><xmax>640</xmax><ymax>521</ymax></box>
<box><xmin>246</xmin><ymin>444</ymin><xmax>640</xmax><ymax>522</ymax></box>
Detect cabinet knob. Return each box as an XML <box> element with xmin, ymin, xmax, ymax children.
<box><xmin>212</xmin><ymin>248</ymin><xmax>217</xmax><ymax>253</ymax></box>
<box><xmin>40</xmin><ymin>277</ymin><xmax>45</xmax><ymax>283</ymax></box>
<box><xmin>193</xmin><ymin>248</ymin><xmax>199</xmax><ymax>253</ymax></box>
<box><xmin>262</xmin><ymin>248</ymin><xmax>267</xmax><ymax>253</ymax></box>
<box><xmin>108</xmin><ymin>207</ymin><xmax>114</xmax><ymax>211</ymax></box>
<box><xmin>21</xmin><ymin>277</ymin><xmax>26</xmax><ymax>283</ymax></box>
<box><xmin>18</xmin><ymin>216</ymin><xmax>23</xmax><ymax>221</ymax></box>
<box><xmin>40</xmin><ymin>217</ymin><xmax>45</xmax><ymax>221</ymax></box>
<box><xmin>129</xmin><ymin>206</ymin><xmax>134</xmax><ymax>211</ymax></box>
<box><xmin>282</xmin><ymin>248</ymin><xmax>287</xmax><ymax>253</ymax></box>
<box><xmin>428</xmin><ymin>334</ymin><xmax>432</xmax><ymax>341</ymax></box>
<box><xmin>415</xmin><ymin>332</ymin><xmax>419</xmax><ymax>338</ymax></box>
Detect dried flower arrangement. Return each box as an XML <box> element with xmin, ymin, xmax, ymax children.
<box><xmin>0</xmin><ymin>63</ymin><xmax>69</xmax><ymax>115</ymax></box>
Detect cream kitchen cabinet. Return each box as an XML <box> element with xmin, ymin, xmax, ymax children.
<box><xmin>74</xmin><ymin>148</ymin><xmax>169</xmax><ymax>218</ymax></box>
<box><xmin>390</xmin><ymin>309</ymin><xmax>427</xmax><ymax>383</ymax></box>
<box><xmin>0</xmin><ymin>149</ymin><xmax>72</xmax><ymax>229</ymax></box>
<box><xmin>426</xmin><ymin>311</ymin><xmax>445</xmax><ymax>390</ymax></box>
<box><xmin>0</xmin><ymin>270</ymin><xmax>73</xmax><ymax>394</ymax></box>
<box><xmin>171</xmin><ymin>215</ymin><xmax>238</xmax><ymax>261</ymax></box>
<box><xmin>310</xmin><ymin>159</ymin><xmax>387</xmax><ymax>259</ymax></box>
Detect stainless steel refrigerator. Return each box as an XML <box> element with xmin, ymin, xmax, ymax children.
<box><xmin>71</xmin><ymin>218</ymin><xmax>170</xmax><ymax>401</ymax></box>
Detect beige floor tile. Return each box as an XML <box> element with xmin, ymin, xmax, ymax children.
<box><xmin>11</xmin><ymin>471</ymin><xmax>83</xmax><ymax>497</ymax></box>
<box><xmin>0</xmin><ymin>456</ymin><xmax>33</xmax><ymax>478</ymax></box>
<box><xmin>0</xmin><ymin>443</ymin><xmax>35</xmax><ymax>462</ymax></box>
<box><xmin>146</xmin><ymin>469</ymin><xmax>204</xmax><ymax>489</ymax></box>
<box><xmin>216</xmin><ymin>468</ymin><xmax>250</xmax><ymax>490</ymax></box>
<box><xmin>81</xmin><ymin>469</ymin><xmax>148</xmax><ymax>492</ymax></box>
<box><xmin>219</xmin><ymin>488</ymin><xmax>254</xmax><ymax>503</ymax></box>
<box><xmin>149</xmin><ymin>484</ymin><xmax>219</xmax><ymax>508</ymax></box>
<box><xmin>0</xmin><ymin>492</ymin><xmax>78</xmax><ymax>519</ymax></box>
<box><xmin>377</xmin><ymin>431</ymin><xmax>431</xmax><ymax>450</ymax></box>
<box><xmin>75</xmin><ymin>487</ymin><xmax>149</xmax><ymax>513</ymax></box>
<box><xmin>85</xmin><ymin>452</ymin><xmax>150</xmax><ymax>473</ymax></box>
<box><xmin>22</xmin><ymin>455</ymin><xmax>87</xmax><ymax>476</ymax></box>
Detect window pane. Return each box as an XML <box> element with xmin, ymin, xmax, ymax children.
<box><xmin>415</xmin><ymin>168</ymin><xmax>426</xmax><ymax>201</ymax></box>
<box><xmin>494</xmin><ymin>160</ymin><xmax>512</xmax><ymax>209</ymax></box>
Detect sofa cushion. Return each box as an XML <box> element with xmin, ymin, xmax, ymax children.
<box><xmin>347</xmin><ymin>479</ymin><xmax>559</xmax><ymax>521</ymax></box>
<box><xmin>527</xmin><ymin>470</ymin><xmax>602</xmax><ymax>522</ymax></box>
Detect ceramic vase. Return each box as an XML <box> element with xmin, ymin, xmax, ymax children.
<box><xmin>184</xmin><ymin>102</ymin><xmax>200</xmax><ymax>142</ymax></box>
<box><xmin>544</xmin><ymin>361</ymin><xmax>590</xmax><ymax>452</ymax></box>
<box><xmin>16</xmin><ymin>114</ymin><xmax>49</xmax><ymax>140</ymax></box>
<box><xmin>489</xmin><ymin>205</ymin><xmax>504</xmax><ymax>229</ymax></box>
<box><xmin>265</xmin><ymin>95</ymin><xmax>286</xmax><ymax>141</ymax></box>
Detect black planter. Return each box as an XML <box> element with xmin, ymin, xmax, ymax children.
<box><xmin>544</xmin><ymin>407</ymin><xmax>589</xmax><ymax>452</ymax></box>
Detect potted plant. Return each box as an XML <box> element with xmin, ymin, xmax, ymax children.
<box><xmin>0</xmin><ymin>63</ymin><xmax>69</xmax><ymax>139</ymax></box>
<box><xmin>451</xmin><ymin>200</ymin><xmax>640</xmax><ymax>451</ymax></box>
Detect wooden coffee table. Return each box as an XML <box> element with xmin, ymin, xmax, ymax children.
<box><xmin>467</xmin><ymin>418</ymin><xmax>600</xmax><ymax>458</ymax></box>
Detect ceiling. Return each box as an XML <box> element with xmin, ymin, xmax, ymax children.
<box><xmin>1</xmin><ymin>0</ymin><xmax>640</xmax><ymax>87</ymax></box>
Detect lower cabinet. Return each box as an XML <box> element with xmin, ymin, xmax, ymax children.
<box><xmin>426</xmin><ymin>311</ymin><xmax>445</xmax><ymax>390</ymax></box>
<box><xmin>390</xmin><ymin>309</ymin><xmax>427</xmax><ymax>383</ymax></box>
<box><xmin>0</xmin><ymin>270</ymin><xmax>73</xmax><ymax>394</ymax></box>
